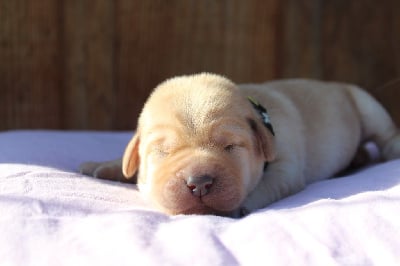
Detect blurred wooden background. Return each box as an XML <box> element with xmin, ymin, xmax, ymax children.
<box><xmin>1</xmin><ymin>0</ymin><xmax>399</xmax><ymax>130</ymax></box>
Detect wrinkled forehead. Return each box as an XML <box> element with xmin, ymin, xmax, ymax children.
<box><xmin>138</xmin><ymin>74</ymin><xmax>256</xmax><ymax>143</ymax></box>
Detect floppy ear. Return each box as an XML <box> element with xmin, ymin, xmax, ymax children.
<box><xmin>122</xmin><ymin>133</ymin><xmax>140</xmax><ymax>178</ymax></box>
<box><xmin>248</xmin><ymin>118</ymin><xmax>276</xmax><ymax>162</ymax></box>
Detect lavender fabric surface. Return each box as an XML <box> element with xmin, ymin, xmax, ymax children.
<box><xmin>1</xmin><ymin>131</ymin><xmax>400</xmax><ymax>265</ymax></box>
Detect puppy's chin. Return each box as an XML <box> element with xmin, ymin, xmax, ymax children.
<box><xmin>146</xmin><ymin>154</ymin><xmax>246</xmax><ymax>215</ymax></box>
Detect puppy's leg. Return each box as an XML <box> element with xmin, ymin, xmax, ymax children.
<box><xmin>348</xmin><ymin>86</ymin><xmax>400</xmax><ymax>160</ymax></box>
<box><xmin>239</xmin><ymin>161</ymin><xmax>306</xmax><ymax>215</ymax></box>
<box><xmin>79</xmin><ymin>159</ymin><xmax>136</xmax><ymax>183</ymax></box>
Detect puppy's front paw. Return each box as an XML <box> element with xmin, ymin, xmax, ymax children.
<box><xmin>79</xmin><ymin>161</ymin><xmax>102</xmax><ymax>176</ymax></box>
<box><xmin>79</xmin><ymin>159</ymin><xmax>132</xmax><ymax>183</ymax></box>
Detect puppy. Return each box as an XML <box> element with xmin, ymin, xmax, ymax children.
<box><xmin>80</xmin><ymin>73</ymin><xmax>400</xmax><ymax>216</ymax></box>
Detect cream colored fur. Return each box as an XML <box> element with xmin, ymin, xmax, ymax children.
<box><xmin>80</xmin><ymin>73</ymin><xmax>400</xmax><ymax>217</ymax></box>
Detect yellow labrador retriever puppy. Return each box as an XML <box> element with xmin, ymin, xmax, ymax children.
<box><xmin>80</xmin><ymin>73</ymin><xmax>400</xmax><ymax>217</ymax></box>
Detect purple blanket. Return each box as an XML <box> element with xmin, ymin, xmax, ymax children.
<box><xmin>1</xmin><ymin>131</ymin><xmax>399</xmax><ymax>265</ymax></box>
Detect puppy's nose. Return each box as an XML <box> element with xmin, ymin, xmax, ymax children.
<box><xmin>186</xmin><ymin>175</ymin><xmax>214</xmax><ymax>197</ymax></box>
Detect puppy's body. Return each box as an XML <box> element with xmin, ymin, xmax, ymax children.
<box><xmin>238</xmin><ymin>80</ymin><xmax>398</xmax><ymax>212</ymax></box>
<box><xmin>81</xmin><ymin>74</ymin><xmax>400</xmax><ymax>216</ymax></box>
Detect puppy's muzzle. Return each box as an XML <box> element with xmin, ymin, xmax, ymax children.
<box><xmin>186</xmin><ymin>175</ymin><xmax>214</xmax><ymax>197</ymax></box>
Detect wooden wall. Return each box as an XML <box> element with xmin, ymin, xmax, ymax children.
<box><xmin>1</xmin><ymin>0</ymin><xmax>399</xmax><ymax>130</ymax></box>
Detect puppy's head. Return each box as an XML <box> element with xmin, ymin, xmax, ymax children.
<box><xmin>123</xmin><ymin>73</ymin><xmax>275</xmax><ymax>215</ymax></box>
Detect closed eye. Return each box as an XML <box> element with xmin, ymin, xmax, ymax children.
<box><xmin>224</xmin><ymin>144</ymin><xmax>236</xmax><ymax>152</ymax></box>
